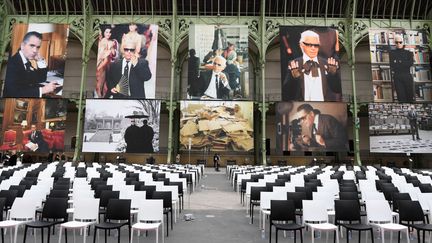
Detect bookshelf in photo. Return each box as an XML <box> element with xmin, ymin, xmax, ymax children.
<box><xmin>369</xmin><ymin>28</ymin><xmax>432</xmax><ymax>102</ymax></box>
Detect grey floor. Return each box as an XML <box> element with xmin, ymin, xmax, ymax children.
<box><xmin>8</xmin><ymin>168</ymin><xmax>416</xmax><ymax>243</ymax></box>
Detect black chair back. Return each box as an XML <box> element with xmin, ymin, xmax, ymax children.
<box><xmin>335</xmin><ymin>200</ymin><xmax>361</xmax><ymax>223</ymax></box>
<box><xmin>287</xmin><ymin>191</ymin><xmax>307</xmax><ymax>209</ymax></box>
<box><xmin>95</xmin><ymin>185</ymin><xmax>113</xmax><ymax>198</ymax></box>
<box><xmin>48</xmin><ymin>189</ymin><xmax>69</xmax><ymax>198</ymax></box>
<box><xmin>42</xmin><ymin>197</ymin><xmax>68</xmax><ymax>221</ymax></box>
<box><xmin>0</xmin><ymin>190</ymin><xmax>18</xmax><ymax>210</ymax></box>
<box><xmin>106</xmin><ymin>199</ymin><xmax>131</xmax><ymax>221</ymax></box>
<box><xmin>398</xmin><ymin>200</ymin><xmax>425</xmax><ymax>223</ymax></box>
<box><xmin>152</xmin><ymin>191</ymin><xmax>172</xmax><ymax>209</ymax></box>
<box><xmin>99</xmin><ymin>190</ymin><xmax>120</xmax><ymax>208</ymax></box>
<box><xmin>140</xmin><ymin>185</ymin><xmax>156</xmax><ymax>199</ymax></box>
<box><xmin>270</xmin><ymin>200</ymin><xmax>296</xmax><ymax>222</ymax></box>
<box><xmin>9</xmin><ymin>185</ymin><xmax>26</xmax><ymax>197</ymax></box>
<box><xmin>339</xmin><ymin>191</ymin><xmax>359</xmax><ymax>200</ymax></box>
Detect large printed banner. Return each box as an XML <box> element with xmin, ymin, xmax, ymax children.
<box><xmin>95</xmin><ymin>24</ymin><xmax>158</xmax><ymax>99</ymax></box>
<box><xmin>3</xmin><ymin>24</ymin><xmax>69</xmax><ymax>98</ymax></box>
<box><xmin>187</xmin><ymin>25</ymin><xmax>249</xmax><ymax>100</ymax></box>
<box><xmin>369</xmin><ymin>103</ymin><xmax>432</xmax><ymax>153</ymax></box>
<box><xmin>83</xmin><ymin>99</ymin><xmax>160</xmax><ymax>153</ymax></box>
<box><xmin>276</xmin><ymin>102</ymin><xmax>348</xmax><ymax>152</ymax></box>
<box><xmin>369</xmin><ymin>28</ymin><xmax>431</xmax><ymax>102</ymax></box>
<box><xmin>0</xmin><ymin>98</ymin><xmax>67</xmax><ymax>152</ymax></box>
<box><xmin>179</xmin><ymin>100</ymin><xmax>253</xmax><ymax>151</ymax></box>
<box><xmin>279</xmin><ymin>26</ymin><xmax>342</xmax><ymax>102</ymax></box>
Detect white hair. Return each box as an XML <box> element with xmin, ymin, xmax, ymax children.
<box><xmin>395</xmin><ymin>35</ymin><xmax>404</xmax><ymax>43</ymax></box>
<box><xmin>299</xmin><ymin>30</ymin><xmax>320</xmax><ymax>45</ymax></box>
<box><xmin>213</xmin><ymin>55</ymin><xmax>227</xmax><ymax>66</ymax></box>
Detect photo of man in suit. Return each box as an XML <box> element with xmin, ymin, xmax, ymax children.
<box><xmin>290</xmin><ymin>103</ymin><xmax>347</xmax><ymax>151</ymax></box>
<box><xmin>408</xmin><ymin>105</ymin><xmax>421</xmax><ymax>141</ymax></box>
<box><xmin>3</xmin><ymin>31</ymin><xmax>60</xmax><ymax>98</ymax></box>
<box><xmin>28</xmin><ymin>124</ymin><xmax>49</xmax><ymax>152</ymax></box>
<box><xmin>189</xmin><ymin>55</ymin><xmax>231</xmax><ymax>99</ymax></box>
<box><xmin>281</xmin><ymin>29</ymin><xmax>342</xmax><ymax>101</ymax></box>
<box><xmin>124</xmin><ymin>119</ymin><xmax>141</xmax><ymax>153</ymax></box>
<box><xmin>106</xmin><ymin>41</ymin><xmax>152</xmax><ymax>98</ymax></box>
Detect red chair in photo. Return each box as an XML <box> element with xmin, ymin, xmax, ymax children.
<box><xmin>0</xmin><ymin>130</ymin><xmax>17</xmax><ymax>150</ymax></box>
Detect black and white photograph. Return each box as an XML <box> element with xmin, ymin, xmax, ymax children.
<box><xmin>83</xmin><ymin>99</ymin><xmax>160</xmax><ymax>153</ymax></box>
<box><xmin>369</xmin><ymin>103</ymin><xmax>432</xmax><ymax>153</ymax></box>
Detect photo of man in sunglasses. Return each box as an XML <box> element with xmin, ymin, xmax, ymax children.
<box><xmin>281</xmin><ymin>29</ymin><xmax>342</xmax><ymax>102</ymax></box>
<box><xmin>389</xmin><ymin>35</ymin><xmax>414</xmax><ymax>102</ymax></box>
<box><xmin>106</xmin><ymin>40</ymin><xmax>152</xmax><ymax>98</ymax></box>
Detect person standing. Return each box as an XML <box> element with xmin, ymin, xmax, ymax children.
<box><xmin>140</xmin><ymin>119</ymin><xmax>154</xmax><ymax>153</ymax></box>
<box><xmin>213</xmin><ymin>153</ymin><xmax>220</xmax><ymax>171</ymax></box>
<box><xmin>124</xmin><ymin>119</ymin><xmax>141</xmax><ymax>153</ymax></box>
<box><xmin>408</xmin><ymin>105</ymin><xmax>421</xmax><ymax>141</ymax></box>
<box><xmin>389</xmin><ymin>35</ymin><xmax>415</xmax><ymax>102</ymax></box>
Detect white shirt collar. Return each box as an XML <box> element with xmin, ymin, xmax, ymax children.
<box><xmin>19</xmin><ymin>51</ymin><xmax>29</xmax><ymax>65</ymax></box>
<box><xmin>314</xmin><ymin>113</ymin><xmax>320</xmax><ymax>130</ymax></box>
<box><xmin>302</xmin><ymin>54</ymin><xmax>319</xmax><ymax>64</ymax></box>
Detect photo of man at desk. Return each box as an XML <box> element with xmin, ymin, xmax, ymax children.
<box><xmin>2</xmin><ymin>23</ymin><xmax>69</xmax><ymax>98</ymax></box>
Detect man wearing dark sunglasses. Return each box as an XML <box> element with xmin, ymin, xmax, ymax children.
<box><xmin>190</xmin><ymin>55</ymin><xmax>231</xmax><ymax>99</ymax></box>
<box><xmin>290</xmin><ymin>103</ymin><xmax>347</xmax><ymax>151</ymax></box>
<box><xmin>282</xmin><ymin>30</ymin><xmax>341</xmax><ymax>101</ymax></box>
<box><xmin>106</xmin><ymin>40</ymin><xmax>151</xmax><ymax>98</ymax></box>
<box><xmin>389</xmin><ymin>35</ymin><xmax>414</xmax><ymax>102</ymax></box>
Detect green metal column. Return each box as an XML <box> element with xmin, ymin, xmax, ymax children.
<box><xmin>345</xmin><ymin>0</ymin><xmax>362</xmax><ymax>165</ymax></box>
<box><xmin>260</xmin><ymin>0</ymin><xmax>267</xmax><ymax>166</ymax></box>
<box><xmin>166</xmin><ymin>0</ymin><xmax>178</xmax><ymax>164</ymax></box>
<box><xmin>73</xmin><ymin>0</ymin><xmax>93</xmax><ymax>162</ymax></box>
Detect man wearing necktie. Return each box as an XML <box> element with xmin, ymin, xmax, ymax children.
<box><xmin>106</xmin><ymin>40</ymin><xmax>152</xmax><ymax>98</ymax></box>
<box><xmin>292</xmin><ymin>103</ymin><xmax>347</xmax><ymax>151</ymax></box>
<box><xmin>28</xmin><ymin>125</ymin><xmax>49</xmax><ymax>152</ymax></box>
<box><xmin>191</xmin><ymin>55</ymin><xmax>230</xmax><ymax>99</ymax></box>
<box><xmin>4</xmin><ymin>31</ymin><xmax>60</xmax><ymax>97</ymax></box>
<box><xmin>408</xmin><ymin>105</ymin><xmax>421</xmax><ymax>141</ymax></box>
<box><xmin>282</xmin><ymin>30</ymin><xmax>342</xmax><ymax>101</ymax></box>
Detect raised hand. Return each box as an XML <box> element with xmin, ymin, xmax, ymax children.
<box><xmin>326</xmin><ymin>57</ymin><xmax>338</xmax><ymax>74</ymax></box>
<box><xmin>288</xmin><ymin>60</ymin><xmax>301</xmax><ymax>78</ymax></box>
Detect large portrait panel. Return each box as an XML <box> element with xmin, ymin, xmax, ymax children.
<box><xmin>187</xmin><ymin>25</ymin><xmax>249</xmax><ymax>100</ymax></box>
<box><xmin>94</xmin><ymin>24</ymin><xmax>158</xmax><ymax>99</ymax></box>
<box><xmin>83</xmin><ymin>99</ymin><xmax>160</xmax><ymax>153</ymax></box>
<box><xmin>3</xmin><ymin>23</ymin><xmax>69</xmax><ymax>98</ymax></box>
<box><xmin>369</xmin><ymin>28</ymin><xmax>431</xmax><ymax>102</ymax></box>
<box><xmin>276</xmin><ymin>101</ymin><xmax>348</xmax><ymax>152</ymax></box>
<box><xmin>0</xmin><ymin>98</ymin><xmax>67</xmax><ymax>152</ymax></box>
<box><xmin>369</xmin><ymin>103</ymin><xmax>432</xmax><ymax>153</ymax></box>
<box><xmin>280</xmin><ymin>26</ymin><xmax>342</xmax><ymax>102</ymax></box>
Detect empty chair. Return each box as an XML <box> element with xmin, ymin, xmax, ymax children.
<box><xmin>131</xmin><ymin>199</ymin><xmax>164</xmax><ymax>243</ymax></box>
<box><xmin>152</xmin><ymin>191</ymin><xmax>173</xmax><ymax>236</ymax></box>
<box><xmin>93</xmin><ymin>199</ymin><xmax>131</xmax><ymax>243</ymax></box>
<box><xmin>303</xmin><ymin>200</ymin><xmax>339</xmax><ymax>243</ymax></box>
<box><xmin>22</xmin><ymin>197</ymin><xmax>69</xmax><ymax>243</ymax></box>
<box><xmin>0</xmin><ymin>197</ymin><xmax>36</xmax><ymax>243</ymax></box>
<box><xmin>269</xmin><ymin>200</ymin><xmax>304</xmax><ymax>243</ymax></box>
<box><xmin>250</xmin><ymin>186</ymin><xmax>267</xmax><ymax>224</ymax></box>
<box><xmin>58</xmin><ymin>198</ymin><xmax>99</xmax><ymax>243</ymax></box>
<box><xmin>99</xmin><ymin>190</ymin><xmax>120</xmax><ymax>222</ymax></box>
<box><xmin>399</xmin><ymin>200</ymin><xmax>432</xmax><ymax>243</ymax></box>
<box><xmin>334</xmin><ymin>200</ymin><xmax>374</xmax><ymax>243</ymax></box>
<box><xmin>366</xmin><ymin>200</ymin><xmax>409</xmax><ymax>243</ymax></box>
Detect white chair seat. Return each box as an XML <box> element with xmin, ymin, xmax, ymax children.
<box><xmin>377</xmin><ymin>223</ymin><xmax>407</xmax><ymax>231</ymax></box>
<box><xmin>60</xmin><ymin>221</ymin><xmax>94</xmax><ymax>229</ymax></box>
<box><xmin>0</xmin><ymin>220</ymin><xmax>25</xmax><ymax>227</ymax></box>
<box><xmin>132</xmin><ymin>222</ymin><xmax>161</xmax><ymax>230</ymax></box>
<box><xmin>308</xmin><ymin>222</ymin><xmax>337</xmax><ymax>230</ymax></box>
